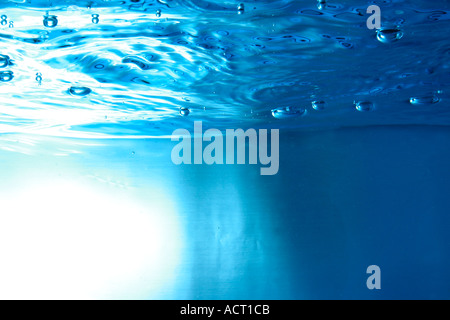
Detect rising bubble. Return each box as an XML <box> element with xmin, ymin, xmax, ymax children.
<box><xmin>354</xmin><ymin>101</ymin><xmax>374</xmax><ymax>112</ymax></box>
<box><xmin>238</xmin><ymin>3</ymin><xmax>245</xmax><ymax>14</ymax></box>
<box><xmin>312</xmin><ymin>100</ymin><xmax>326</xmax><ymax>110</ymax></box>
<box><xmin>272</xmin><ymin>106</ymin><xmax>307</xmax><ymax>119</ymax></box>
<box><xmin>36</xmin><ymin>72</ymin><xmax>42</xmax><ymax>83</ymax></box>
<box><xmin>317</xmin><ymin>0</ymin><xmax>327</xmax><ymax>10</ymax></box>
<box><xmin>0</xmin><ymin>71</ymin><xmax>14</xmax><ymax>82</ymax></box>
<box><xmin>43</xmin><ymin>14</ymin><xmax>58</xmax><ymax>28</ymax></box>
<box><xmin>92</xmin><ymin>14</ymin><xmax>99</xmax><ymax>24</ymax></box>
<box><xmin>69</xmin><ymin>86</ymin><xmax>92</xmax><ymax>96</ymax></box>
<box><xmin>376</xmin><ymin>28</ymin><xmax>403</xmax><ymax>43</ymax></box>
<box><xmin>180</xmin><ymin>107</ymin><xmax>190</xmax><ymax>116</ymax></box>
<box><xmin>410</xmin><ymin>95</ymin><xmax>440</xmax><ymax>105</ymax></box>
<box><xmin>0</xmin><ymin>54</ymin><xmax>10</xmax><ymax>68</ymax></box>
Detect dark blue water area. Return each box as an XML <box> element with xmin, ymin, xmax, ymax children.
<box><xmin>171</xmin><ymin>125</ymin><xmax>450</xmax><ymax>300</ymax></box>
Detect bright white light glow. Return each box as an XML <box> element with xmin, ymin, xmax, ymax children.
<box><xmin>0</xmin><ymin>180</ymin><xmax>182</xmax><ymax>300</ymax></box>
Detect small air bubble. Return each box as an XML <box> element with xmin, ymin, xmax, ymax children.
<box><xmin>312</xmin><ymin>100</ymin><xmax>326</xmax><ymax>110</ymax></box>
<box><xmin>354</xmin><ymin>101</ymin><xmax>374</xmax><ymax>112</ymax></box>
<box><xmin>0</xmin><ymin>71</ymin><xmax>14</xmax><ymax>82</ymax></box>
<box><xmin>376</xmin><ymin>28</ymin><xmax>403</xmax><ymax>43</ymax></box>
<box><xmin>69</xmin><ymin>86</ymin><xmax>92</xmax><ymax>96</ymax></box>
<box><xmin>180</xmin><ymin>107</ymin><xmax>190</xmax><ymax>116</ymax></box>
<box><xmin>272</xmin><ymin>106</ymin><xmax>307</xmax><ymax>119</ymax></box>
<box><xmin>36</xmin><ymin>72</ymin><xmax>42</xmax><ymax>83</ymax></box>
<box><xmin>0</xmin><ymin>54</ymin><xmax>10</xmax><ymax>68</ymax></box>
<box><xmin>43</xmin><ymin>14</ymin><xmax>58</xmax><ymax>28</ymax></box>
<box><xmin>238</xmin><ymin>3</ymin><xmax>245</xmax><ymax>14</ymax></box>
<box><xmin>92</xmin><ymin>14</ymin><xmax>99</xmax><ymax>24</ymax></box>
<box><xmin>156</xmin><ymin>9</ymin><xmax>162</xmax><ymax>17</ymax></box>
<box><xmin>317</xmin><ymin>0</ymin><xmax>327</xmax><ymax>10</ymax></box>
<box><xmin>410</xmin><ymin>95</ymin><xmax>440</xmax><ymax>105</ymax></box>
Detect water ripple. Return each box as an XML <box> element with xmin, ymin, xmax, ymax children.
<box><xmin>0</xmin><ymin>0</ymin><xmax>449</xmax><ymax>138</ymax></box>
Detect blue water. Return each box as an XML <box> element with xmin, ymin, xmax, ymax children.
<box><xmin>0</xmin><ymin>0</ymin><xmax>449</xmax><ymax>300</ymax></box>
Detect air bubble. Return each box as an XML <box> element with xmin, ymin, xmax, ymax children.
<box><xmin>43</xmin><ymin>14</ymin><xmax>58</xmax><ymax>28</ymax></box>
<box><xmin>272</xmin><ymin>106</ymin><xmax>307</xmax><ymax>119</ymax></box>
<box><xmin>410</xmin><ymin>95</ymin><xmax>440</xmax><ymax>105</ymax></box>
<box><xmin>69</xmin><ymin>86</ymin><xmax>92</xmax><ymax>96</ymax></box>
<box><xmin>376</xmin><ymin>28</ymin><xmax>403</xmax><ymax>43</ymax></box>
<box><xmin>156</xmin><ymin>9</ymin><xmax>162</xmax><ymax>17</ymax></box>
<box><xmin>0</xmin><ymin>54</ymin><xmax>10</xmax><ymax>68</ymax></box>
<box><xmin>312</xmin><ymin>100</ymin><xmax>326</xmax><ymax>110</ymax></box>
<box><xmin>36</xmin><ymin>72</ymin><xmax>42</xmax><ymax>83</ymax></box>
<box><xmin>354</xmin><ymin>101</ymin><xmax>374</xmax><ymax>112</ymax></box>
<box><xmin>1</xmin><ymin>15</ymin><xmax>7</xmax><ymax>26</ymax></box>
<box><xmin>0</xmin><ymin>71</ymin><xmax>14</xmax><ymax>82</ymax></box>
<box><xmin>9</xmin><ymin>21</ymin><xmax>13</xmax><ymax>28</ymax></box>
<box><xmin>180</xmin><ymin>107</ymin><xmax>190</xmax><ymax>116</ymax></box>
<box><xmin>238</xmin><ymin>3</ymin><xmax>245</xmax><ymax>14</ymax></box>
<box><xmin>317</xmin><ymin>0</ymin><xmax>327</xmax><ymax>10</ymax></box>
<box><xmin>92</xmin><ymin>14</ymin><xmax>99</xmax><ymax>24</ymax></box>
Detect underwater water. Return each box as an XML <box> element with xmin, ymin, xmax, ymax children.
<box><xmin>0</xmin><ymin>0</ymin><xmax>449</xmax><ymax>299</ymax></box>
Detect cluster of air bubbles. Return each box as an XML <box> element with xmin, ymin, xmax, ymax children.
<box><xmin>180</xmin><ymin>107</ymin><xmax>190</xmax><ymax>117</ymax></box>
<box><xmin>270</xmin><ymin>99</ymin><xmax>381</xmax><ymax>118</ymax></box>
<box><xmin>0</xmin><ymin>71</ymin><xmax>14</xmax><ymax>82</ymax></box>
<box><xmin>272</xmin><ymin>106</ymin><xmax>307</xmax><ymax>119</ymax></box>
<box><xmin>36</xmin><ymin>72</ymin><xmax>42</xmax><ymax>85</ymax></box>
<box><xmin>410</xmin><ymin>95</ymin><xmax>440</xmax><ymax>105</ymax></box>
<box><xmin>0</xmin><ymin>15</ymin><xmax>12</xmax><ymax>28</ymax></box>
<box><xmin>156</xmin><ymin>9</ymin><xmax>162</xmax><ymax>18</ymax></box>
<box><xmin>92</xmin><ymin>14</ymin><xmax>99</xmax><ymax>24</ymax></box>
<box><xmin>354</xmin><ymin>101</ymin><xmax>374</xmax><ymax>112</ymax></box>
<box><xmin>271</xmin><ymin>94</ymin><xmax>442</xmax><ymax>119</ymax></box>
<box><xmin>312</xmin><ymin>100</ymin><xmax>326</xmax><ymax>111</ymax></box>
<box><xmin>317</xmin><ymin>0</ymin><xmax>327</xmax><ymax>10</ymax></box>
<box><xmin>376</xmin><ymin>28</ymin><xmax>403</xmax><ymax>43</ymax></box>
<box><xmin>0</xmin><ymin>54</ymin><xmax>13</xmax><ymax>82</ymax></box>
<box><xmin>69</xmin><ymin>86</ymin><xmax>92</xmax><ymax>96</ymax></box>
<box><xmin>43</xmin><ymin>13</ymin><xmax>58</xmax><ymax>28</ymax></box>
<box><xmin>237</xmin><ymin>3</ymin><xmax>245</xmax><ymax>14</ymax></box>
